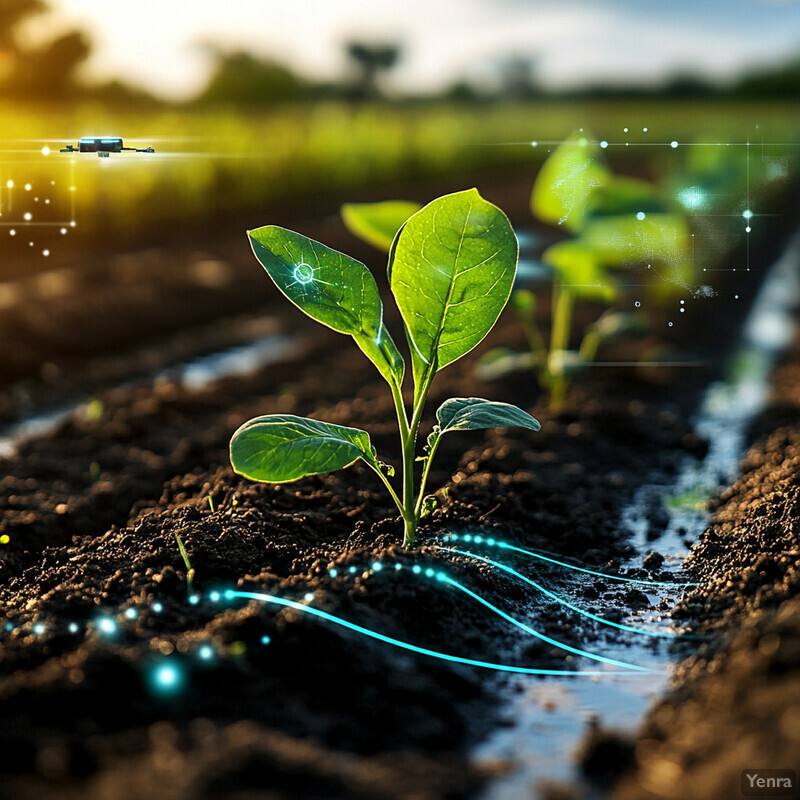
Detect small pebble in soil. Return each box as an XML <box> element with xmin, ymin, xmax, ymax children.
<box><xmin>643</xmin><ymin>552</ymin><xmax>665</xmax><ymax>570</ymax></box>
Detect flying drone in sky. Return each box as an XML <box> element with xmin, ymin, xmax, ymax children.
<box><xmin>60</xmin><ymin>137</ymin><xmax>155</xmax><ymax>158</ymax></box>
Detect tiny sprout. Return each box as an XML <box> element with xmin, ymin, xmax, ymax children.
<box><xmin>231</xmin><ymin>190</ymin><xmax>540</xmax><ymax>546</ymax></box>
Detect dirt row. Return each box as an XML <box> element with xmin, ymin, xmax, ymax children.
<box><xmin>580</xmin><ymin>323</ymin><xmax>800</xmax><ymax>800</ymax></box>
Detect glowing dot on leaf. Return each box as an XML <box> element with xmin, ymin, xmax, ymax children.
<box><xmin>636</xmin><ymin>212</ymin><xmax>646</xmax><ymax>220</ymax></box>
<box><xmin>293</xmin><ymin>262</ymin><xmax>315</xmax><ymax>285</ymax></box>
<box><xmin>600</xmin><ymin>141</ymin><xmax>608</xmax><ymax>149</ymax></box>
<box><xmin>670</xmin><ymin>141</ymin><xmax>679</xmax><ymax>148</ymax></box>
<box><xmin>743</xmin><ymin>209</ymin><xmax>753</xmax><ymax>220</ymax></box>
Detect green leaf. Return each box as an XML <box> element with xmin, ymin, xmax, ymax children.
<box><xmin>248</xmin><ymin>225</ymin><xmax>404</xmax><ymax>386</ymax></box>
<box><xmin>388</xmin><ymin>188</ymin><xmax>518</xmax><ymax>390</ymax></box>
<box><xmin>592</xmin><ymin>310</ymin><xmax>649</xmax><ymax>340</ymax></box>
<box><xmin>531</xmin><ymin>131</ymin><xmax>609</xmax><ymax>232</ymax></box>
<box><xmin>580</xmin><ymin>212</ymin><xmax>691</xmax><ymax>270</ymax></box>
<box><xmin>584</xmin><ymin>176</ymin><xmax>668</xmax><ymax>220</ymax></box>
<box><xmin>510</xmin><ymin>289</ymin><xmax>536</xmax><ymax>318</ymax></box>
<box><xmin>230</xmin><ymin>414</ymin><xmax>378</xmax><ymax>483</ymax></box>
<box><xmin>435</xmin><ymin>397</ymin><xmax>540</xmax><ymax>435</ymax></box>
<box><xmin>342</xmin><ymin>200</ymin><xmax>422</xmax><ymax>252</ymax></box>
<box><xmin>542</xmin><ymin>241</ymin><xmax>617</xmax><ymax>302</ymax></box>
<box><xmin>475</xmin><ymin>348</ymin><xmax>540</xmax><ymax>381</ymax></box>
<box><xmin>248</xmin><ymin>225</ymin><xmax>382</xmax><ymax>338</ymax></box>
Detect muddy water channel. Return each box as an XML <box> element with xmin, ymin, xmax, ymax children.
<box><xmin>474</xmin><ymin>232</ymin><xmax>800</xmax><ymax>798</ymax></box>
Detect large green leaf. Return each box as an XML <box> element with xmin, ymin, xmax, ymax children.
<box><xmin>248</xmin><ymin>225</ymin><xmax>404</xmax><ymax>386</ymax></box>
<box><xmin>230</xmin><ymin>414</ymin><xmax>377</xmax><ymax>483</ymax></box>
<box><xmin>248</xmin><ymin>225</ymin><xmax>382</xmax><ymax>337</ymax></box>
<box><xmin>388</xmin><ymin>189</ymin><xmax>518</xmax><ymax>390</ymax></box>
<box><xmin>436</xmin><ymin>397</ymin><xmax>540</xmax><ymax>434</ymax></box>
<box><xmin>342</xmin><ymin>200</ymin><xmax>422</xmax><ymax>252</ymax></box>
<box><xmin>531</xmin><ymin>131</ymin><xmax>609</xmax><ymax>232</ymax></box>
<box><xmin>542</xmin><ymin>241</ymin><xmax>617</xmax><ymax>302</ymax></box>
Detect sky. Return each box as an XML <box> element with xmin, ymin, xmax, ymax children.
<box><xmin>34</xmin><ymin>0</ymin><xmax>800</xmax><ymax>99</ymax></box>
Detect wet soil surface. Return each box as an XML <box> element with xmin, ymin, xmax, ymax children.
<box><xmin>577</xmin><ymin>326</ymin><xmax>800</xmax><ymax>800</ymax></box>
<box><xmin>0</xmin><ymin>172</ymin><xmax>796</xmax><ymax>799</ymax></box>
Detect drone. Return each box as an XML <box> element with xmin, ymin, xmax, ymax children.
<box><xmin>60</xmin><ymin>137</ymin><xmax>155</xmax><ymax>158</ymax></box>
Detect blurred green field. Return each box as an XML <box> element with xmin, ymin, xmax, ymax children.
<box><xmin>0</xmin><ymin>99</ymin><xmax>797</xmax><ymax>242</ymax></box>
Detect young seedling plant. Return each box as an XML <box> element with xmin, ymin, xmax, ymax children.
<box><xmin>481</xmin><ymin>132</ymin><xmax>693</xmax><ymax>408</ymax></box>
<box><xmin>230</xmin><ymin>189</ymin><xmax>540</xmax><ymax>547</ymax></box>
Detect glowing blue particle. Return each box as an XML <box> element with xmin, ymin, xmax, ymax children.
<box><xmin>188</xmin><ymin>595</ymin><xmax>199</xmax><ymax>606</ymax></box>
<box><xmin>746</xmin><ymin>226</ymin><xmax>751</xmax><ymax>233</ymax></box>
<box><xmin>425</xmin><ymin>568</ymin><xmax>435</xmax><ymax>578</ymax></box>
<box><xmin>33</xmin><ymin>623</ymin><xmax>45</xmax><ymax>635</ymax></box>
<box><xmin>636</xmin><ymin>211</ymin><xmax>646</xmax><ymax>221</ymax></box>
<box><xmin>209</xmin><ymin>591</ymin><xmax>220</xmax><ymax>602</ymax></box>
<box><xmin>450</xmin><ymin>534</ymin><xmax>459</xmax><ymax>541</ymax></box>
<box><xmin>68</xmin><ymin>623</ymin><xmax>79</xmax><ymax>633</ymax></box>
<box><xmin>98</xmin><ymin>618</ymin><xmax>116</xmax><ymax>635</ymax></box>
<box><xmin>743</xmin><ymin>209</ymin><xmax>753</xmax><ymax>220</ymax></box>
<box><xmin>435</xmin><ymin>572</ymin><xmax>446</xmax><ymax>582</ymax></box>
<box><xmin>124</xmin><ymin>608</ymin><xmax>137</xmax><ymax>620</ymax></box>
<box><xmin>474</xmin><ymin>536</ymin><xmax>483</xmax><ymax>544</ymax></box>
<box><xmin>260</xmin><ymin>635</ymin><xmax>271</xmax><ymax>645</ymax></box>
<box><xmin>349</xmin><ymin>566</ymin><xmax>357</xmax><ymax>574</ymax></box>
<box><xmin>487</xmin><ymin>539</ymin><xmax>496</xmax><ymax>546</ymax></box>
<box><xmin>600</xmin><ymin>141</ymin><xmax>608</xmax><ymax>149</ymax></box>
<box><xmin>394</xmin><ymin>563</ymin><xmax>402</xmax><ymax>571</ymax></box>
<box><xmin>293</xmin><ymin>262</ymin><xmax>315</xmax><ymax>285</ymax></box>
<box><xmin>463</xmin><ymin>534</ymin><xmax>473</xmax><ymax>543</ymax></box>
<box><xmin>152</xmin><ymin>602</ymin><xmax>163</xmax><ymax>613</ymax></box>
<box><xmin>304</xmin><ymin>593</ymin><xmax>314</xmax><ymax>602</ymax></box>
<box><xmin>670</xmin><ymin>140</ymin><xmax>679</xmax><ymax>149</ymax></box>
<box><xmin>328</xmin><ymin>568</ymin><xmax>338</xmax><ymax>578</ymax></box>
<box><xmin>198</xmin><ymin>645</ymin><xmax>214</xmax><ymax>660</ymax></box>
<box><xmin>372</xmin><ymin>562</ymin><xmax>383</xmax><ymax>572</ymax></box>
<box><xmin>530</xmin><ymin>141</ymin><xmax>538</xmax><ymax>147</ymax></box>
<box><xmin>224</xmin><ymin>589</ymin><xmax>235</xmax><ymax>600</ymax></box>
<box><xmin>412</xmin><ymin>565</ymin><xmax>422</xmax><ymax>575</ymax></box>
<box><xmin>4</xmin><ymin>622</ymin><xmax>13</xmax><ymax>632</ymax></box>
<box><xmin>152</xmin><ymin>663</ymin><xmax>182</xmax><ymax>693</ymax></box>
<box><xmin>497</xmin><ymin>541</ymin><xmax>508</xmax><ymax>549</ymax></box>
<box><xmin>677</xmin><ymin>186</ymin><xmax>705</xmax><ymax>210</ymax></box>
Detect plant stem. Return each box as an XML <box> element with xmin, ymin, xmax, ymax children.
<box><xmin>414</xmin><ymin>433</ymin><xmax>441</xmax><ymax>518</ymax></box>
<box><xmin>175</xmin><ymin>533</ymin><xmax>195</xmax><ymax>594</ymax></box>
<box><xmin>549</xmin><ymin>283</ymin><xmax>574</xmax><ymax>410</ymax></box>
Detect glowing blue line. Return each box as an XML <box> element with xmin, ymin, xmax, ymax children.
<box><xmin>438</xmin><ymin>576</ymin><xmax>648</xmax><ymax>671</ymax></box>
<box><xmin>442</xmin><ymin>536</ymin><xmax>696</xmax><ymax>587</ymax></box>
<box><xmin>226</xmin><ymin>590</ymin><xmax>647</xmax><ymax>676</ymax></box>
<box><xmin>437</xmin><ymin>547</ymin><xmax>702</xmax><ymax>640</ymax></box>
